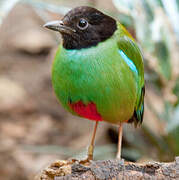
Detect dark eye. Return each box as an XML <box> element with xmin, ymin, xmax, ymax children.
<box><xmin>77</xmin><ymin>19</ymin><xmax>88</xmax><ymax>30</ymax></box>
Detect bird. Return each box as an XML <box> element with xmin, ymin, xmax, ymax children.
<box><xmin>44</xmin><ymin>6</ymin><xmax>145</xmax><ymax>161</ymax></box>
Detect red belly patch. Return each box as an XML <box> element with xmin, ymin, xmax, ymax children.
<box><xmin>69</xmin><ymin>101</ymin><xmax>103</xmax><ymax>121</ymax></box>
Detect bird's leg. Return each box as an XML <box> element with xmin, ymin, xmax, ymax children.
<box><xmin>116</xmin><ymin>122</ymin><xmax>123</xmax><ymax>160</ymax></box>
<box><xmin>69</xmin><ymin>121</ymin><xmax>99</xmax><ymax>165</ymax></box>
<box><xmin>87</xmin><ymin>121</ymin><xmax>99</xmax><ymax>161</ymax></box>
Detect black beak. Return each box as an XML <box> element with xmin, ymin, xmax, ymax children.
<box><xmin>43</xmin><ymin>20</ymin><xmax>76</xmax><ymax>34</ymax></box>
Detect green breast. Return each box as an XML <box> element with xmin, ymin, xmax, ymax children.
<box><xmin>52</xmin><ymin>35</ymin><xmax>138</xmax><ymax>124</ymax></box>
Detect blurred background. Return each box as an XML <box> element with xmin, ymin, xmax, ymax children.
<box><xmin>0</xmin><ymin>0</ymin><xmax>179</xmax><ymax>179</ymax></box>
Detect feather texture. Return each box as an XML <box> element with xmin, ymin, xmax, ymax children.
<box><xmin>52</xmin><ymin>22</ymin><xmax>144</xmax><ymax>125</ymax></box>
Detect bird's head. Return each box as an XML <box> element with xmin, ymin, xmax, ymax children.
<box><xmin>44</xmin><ymin>6</ymin><xmax>117</xmax><ymax>49</ymax></box>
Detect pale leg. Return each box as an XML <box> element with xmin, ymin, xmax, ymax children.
<box><xmin>87</xmin><ymin>121</ymin><xmax>99</xmax><ymax>160</ymax></box>
<box><xmin>116</xmin><ymin>123</ymin><xmax>123</xmax><ymax>159</ymax></box>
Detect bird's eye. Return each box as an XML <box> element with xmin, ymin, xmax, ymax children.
<box><xmin>77</xmin><ymin>19</ymin><xmax>88</xmax><ymax>30</ymax></box>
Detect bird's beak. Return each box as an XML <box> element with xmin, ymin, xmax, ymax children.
<box><xmin>43</xmin><ymin>20</ymin><xmax>76</xmax><ymax>34</ymax></box>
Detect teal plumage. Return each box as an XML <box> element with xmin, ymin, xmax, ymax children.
<box><xmin>52</xmin><ymin>22</ymin><xmax>144</xmax><ymax>125</ymax></box>
<box><xmin>117</xmin><ymin>24</ymin><xmax>145</xmax><ymax>126</ymax></box>
<box><xmin>44</xmin><ymin>6</ymin><xmax>145</xmax><ymax>160</ymax></box>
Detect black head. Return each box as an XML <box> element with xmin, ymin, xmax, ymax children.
<box><xmin>44</xmin><ymin>6</ymin><xmax>117</xmax><ymax>49</ymax></box>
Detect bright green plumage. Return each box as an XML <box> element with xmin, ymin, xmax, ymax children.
<box><xmin>52</xmin><ymin>22</ymin><xmax>144</xmax><ymax>125</ymax></box>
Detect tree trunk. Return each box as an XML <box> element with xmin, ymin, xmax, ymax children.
<box><xmin>36</xmin><ymin>157</ymin><xmax>179</xmax><ymax>180</ymax></box>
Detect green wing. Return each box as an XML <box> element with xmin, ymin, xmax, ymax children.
<box><xmin>117</xmin><ymin>22</ymin><xmax>145</xmax><ymax>126</ymax></box>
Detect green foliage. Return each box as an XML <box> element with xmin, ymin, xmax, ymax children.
<box><xmin>154</xmin><ymin>42</ymin><xmax>171</xmax><ymax>80</ymax></box>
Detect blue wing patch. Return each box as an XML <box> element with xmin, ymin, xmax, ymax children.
<box><xmin>119</xmin><ymin>50</ymin><xmax>138</xmax><ymax>75</ymax></box>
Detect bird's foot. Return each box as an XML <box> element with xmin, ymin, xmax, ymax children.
<box><xmin>68</xmin><ymin>157</ymin><xmax>92</xmax><ymax>166</ymax></box>
<box><xmin>116</xmin><ymin>156</ymin><xmax>125</xmax><ymax>163</ymax></box>
<box><xmin>68</xmin><ymin>146</ymin><xmax>94</xmax><ymax>165</ymax></box>
<box><xmin>117</xmin><ymin>158</ymin><xmax>125</xmax><ymax>164</ymax></box>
